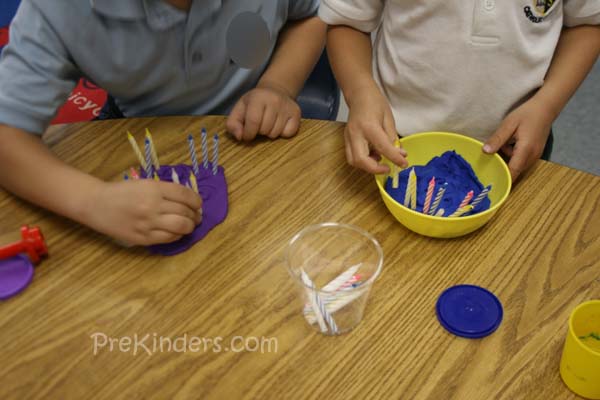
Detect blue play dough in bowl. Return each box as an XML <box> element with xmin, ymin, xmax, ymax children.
<box><xmin>374</xmin><ymin>132</ymin><xmax>512</xmax><ymax>238</ymax></box>
<box><xmin>384</xmin><ymin>151</ymin><xmax>491</xmax><ymax>217</ymax></box>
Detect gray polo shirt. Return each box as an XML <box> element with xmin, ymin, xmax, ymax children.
<box><xmin>0</xmin><ymin>0</ymin><xmax>319</xmax><ymax>135</ymax></box>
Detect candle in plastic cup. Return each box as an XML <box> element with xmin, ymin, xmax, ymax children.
<box><xmin>285</xmin><ymin>223</ymin><xmax>383</xmax><ymax>335</ymax></box>
<box><xmin>560</xmin><ymin>300</ymin><xmax>600</xmax><ymax>399</ymax></box>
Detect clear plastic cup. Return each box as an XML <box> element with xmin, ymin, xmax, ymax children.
<box><xmin>285</xmin><ymin>223</ymin><xmax>383</xmax><ymax>335</ymax></box>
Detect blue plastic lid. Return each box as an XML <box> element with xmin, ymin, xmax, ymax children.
<box><xmin>436</xmin><ymin>284</ymin><xmax>503</xmax><ymax>339</ymax></box>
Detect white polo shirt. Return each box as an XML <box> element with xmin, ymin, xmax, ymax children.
<box><xmin>320</xmin><ymin>0</ymin><xmax>600</xmax><ymax>141</ymax></box>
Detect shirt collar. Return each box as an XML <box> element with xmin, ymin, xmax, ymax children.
<box><xmin>90</xmin><ymin>0</ymin><xmax>187</xmax><ymax>31</ymax></box>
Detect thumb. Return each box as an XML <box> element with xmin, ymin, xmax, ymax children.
<box><xmin>484</xmin><ymin>116</ymin><xmax>518</xmax><ymax>154</ymax></box>
<box><xmin>226</xmin><ymin>98</ymin><xmax>247</xmax><ymax>141</ymax></box>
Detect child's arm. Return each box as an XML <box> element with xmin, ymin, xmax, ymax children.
<box><xmin>0</xmin><ymin>124</ymin><xmax>202</xmax><ymax>245</ymax></box>
<box><xmin>226</xmin><ymin>16</ymin><xmax>326</xmax><ymax>141</ymax></box>
<box><xmin>484</xmin><ymin>25</ymin><xmax>600</xmax><ymax>181</ymax></box>
<box><xmin>326</xmin><ymin>25</ymin><xmax>407</xmax><ymax>174</ymax></box>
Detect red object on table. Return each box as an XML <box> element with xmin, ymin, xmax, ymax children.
<box><xmin>0</xmin><ymin>226</ymin><xmax>48</xmax><ymax>264</ymax></box>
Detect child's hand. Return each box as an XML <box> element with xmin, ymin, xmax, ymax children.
<box><xmin>483</xmin><ymin>96</ymin><xmax>553</xmax><ymax>182</ymax></box>
<box><xmin>86</xmin><ymin>180</ymin><xmax>203</xmax><ymax>246</ymax></box>
<box><xmin>226</xmin><ymin>83</ymin><xmax>301</xmax><ymax>141</ymax></box>
<box><xmin>345</xmin><ymin>85</ymin><xmax>408</xmax><ymax>174</ymax></box>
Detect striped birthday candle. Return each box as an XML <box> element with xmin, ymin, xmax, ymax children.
<box><xmin>212</xmin><ymin>134</ymin><xmax>219</xmax><ymax>175</ymax></box>
<box><xmin>457</xmin><ymin>190</ymin><xmax>474</xmax><ymax>209</ymax></box>
<box><xmin>429</xmin><ymin>182</ymin><xmax>448</xmax><ymax>215</ymax></box>
<box><xmin>187</xmin><ymin>134</ymin><xmax>200</xmax><ymax>176</ymax></box>
<box><xmin>201</xmin><ymin>128</ymin><xmax>209</xmax><ymax>169</ymax></box>
<box><xmin>470</xmin><ymin>185</ymin><xmax>492</xmax><ymax>209</ymax></box>
<box><xmin>144</xmin><ymin>138</ymin><xmax>153</xmax><ymax>178</ymax></box>
<box><xmin>422</xmin><ymin>176</ymin><xmax>436</xmax><ymax>214</ymax></box>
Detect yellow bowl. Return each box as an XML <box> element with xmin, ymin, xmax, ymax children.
<box><xmin>375</xmin><ymin>132</ymin><xmax>511</xmax><ymax>238</ymax></box>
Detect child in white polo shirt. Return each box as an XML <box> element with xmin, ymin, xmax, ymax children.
<box><xmin>320</xmin><ymin>0</ymin><xmax>600</xmax><ymax>181</ymax></box>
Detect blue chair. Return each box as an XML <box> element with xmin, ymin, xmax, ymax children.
<box><xmin>296</xmin><ymin>49</ymin><xmax>340</xmax><ymax>121</ymax></box>
<box><xmin>100</xmin><ymin>49</ymin><xmax>340</xmax><ymax>121</ymax></box>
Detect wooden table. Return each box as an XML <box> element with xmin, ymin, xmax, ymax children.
<box><xmin>0</xmin><ymin>116</ymin><xmax>598</xmax><ymax>399</ymax></box>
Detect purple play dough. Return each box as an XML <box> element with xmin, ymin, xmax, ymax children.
<box><xmin>0</xmin><ymin>254</ymin><xmax>34</xmax><ymax>300</ymax></box>
<box><xmin>385</xmin><ymin>151</ymin><xmax>491</xmax><ymax>216</ymax></box>
<box><xmin>143</xmin><ymin>163</ymin><xmax>228</xmax><ymax>256</ymax></box>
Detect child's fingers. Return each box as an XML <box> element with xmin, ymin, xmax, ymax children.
<box><xmin>368</xmin><ymin>128</ymin><xmax>407</xmax><ymax>168</ymax></box>
<box><xmin>226</xmin><ymin>100</ymin><xmax>246</xmax><ymax>140</ymax></box>
<box><xmin>160</xmin><ymin>200</ymin><xmax>198</xmax><ymax>222</ymax></box>
<box><xmin>507</xmin><ymin>142</ymin><xmax>534</xmax><ymax>181</ymax></box>
<box><xmin>138</xmin><ymin>230</ymin><xmax>183</xmax><ymax>245</ymax></box>
<box><xmin>242</xmin><ymin>101</ymin><xmax>265</xmax><ymax>141</ymax></box>
<box><xmin>281</xmin><ymin>115</ymin><xmax>300</xmax><ymax>138</ymax></box>
<box><xmin>267</xmin><ymin>114</ymin><xmax>287</xmax><ymax>139</ymax></box>
<box><xmin>259</xmin><ymin>106</ymin><xmax>277</xmax><ymax>136</ymax></box>
<box><xmin>155</xmin><ymin>214</ymin><xmax>196</xmax><ymax>235</ymax></box>
<box><xmin>484</xmin><ymin>116</ymin><xmax>518</xmax><ymax>154</ymax></box>
<box><xmin>159</xmin><ymin>182</ymin><xmax>202</xmax><ymax>210</ymax></box>
<box><xmin>350</xmin><ymin>134</ymin><xmax>391</xmax><ymax>174</ymax></box>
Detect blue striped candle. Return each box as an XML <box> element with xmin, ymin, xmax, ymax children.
<box><xmin>144</xmin><ymin>138</ymin><xmax>153</xmax><ymax>178</ymax></box>
<box><xmin>470</xmin><ymin>185</ymin><xmax>492</xmax><ymax>209</ymax></box>
<box><xmin>187</xmin><ymin>134</ymin><xmax>200</xmax><ymax>176</ymax></box>
<box><xmin>212</xmin><ymin>134</ymin><xmax>219</xmax><ymax>175</ymax></box>
<box><xmin>429</xmin><ymin>182</ymin><xmax>448</xmax><ymax>215</ymax></box>
<box><xmin>201</xmin><ymin>128</ymin><xmax>209</xmax><ymax>169</ymax></box>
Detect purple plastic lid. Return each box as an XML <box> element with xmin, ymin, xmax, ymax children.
<box><xmin>0</xmin><ymin>254</ymin><xmax>34</xmax><ymax>300</ymax></box>
<box><xmin>436</xmin><ymin>284</ymin><xmax>503</xmax><ymax>339</ymax></box>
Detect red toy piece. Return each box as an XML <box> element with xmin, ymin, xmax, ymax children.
<box><xmin>0</xmin><ymin>225</ymin><xmax>48</xmax><ymax>264</ymax></box>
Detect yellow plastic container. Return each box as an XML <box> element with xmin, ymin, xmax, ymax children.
<box><xmin>375</xmin><ymin>132</ymin><xmax>511</xmax><ymax>238</ymax></box>
<box><xmin>560</xmin><ymin>300</ymin><xmax>600</xmax><ymax>399</ymax></box>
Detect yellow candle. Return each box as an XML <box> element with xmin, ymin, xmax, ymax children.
<box><xmin>127</xmin><ymin>131</ymin><xmax>147</xmax><ymax>169</ymax></box>
<box><xmin>189</xmin><ymin>172</ymin><xmax>199</xmax><ymax>194</ymax></box>
<box><xmin>448</xmin><ymin>205</ymin><xmax>474</xmax><ymax>218</ymax></box>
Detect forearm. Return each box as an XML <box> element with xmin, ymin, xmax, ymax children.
<box><xmin>258</xmin><ymin>16</ymin><xmax>326</xmax><ymax>98</ymax></box>
<box><xmin>534</xmin><ymin>25</ymin><xmax>600</xmax><ymax>120</ymax></box>
<box><xmin>0</xmin><ymin>124</ymin><xmax>101</xmax><ymax>224</ymax></box>
<box><xmin>326</xmin><ymin>25</ymin><xmax>379</xmax><ymax>107</ymax></box>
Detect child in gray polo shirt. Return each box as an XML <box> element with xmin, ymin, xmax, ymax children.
<box><xmin>0</xmin><ymin>0</ymin><xmax>325</xmax><ymax>245</ymax></box>
<box><xmin>320</xmin><ymin>0</ymin><xmax>599</xmax><ymax>181</ymax></box>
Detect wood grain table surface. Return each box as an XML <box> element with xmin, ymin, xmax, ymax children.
<box><xmin>0</xmin><ymin>116</ymin><xmax>598</xmax><ymax>400</ymax></box>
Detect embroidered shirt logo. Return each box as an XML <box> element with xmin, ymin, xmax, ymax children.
<box><xmin>524</xmin><ymin>0</ymin><xmax>555</xmax><ymax>23</ymax></box>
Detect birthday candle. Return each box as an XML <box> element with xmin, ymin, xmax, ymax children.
<box><xmin>301</xmin><ymin>270</ymin><xmax>337</xmax><ymax>334</ymax></box>
<box><xmin>404</xmin><ymin>172</ymin><xmax>412</xmax><ymax>207</ymax></box>
<box><xmin>212</xmin><ymin>134</ymin><xmax>219</xmax><ymax>175</ymax></box>
<box><xmin>144</xmin><ymin>138</ymin><xmax>153</xmax><ymax>178</ymax></box>
<box><xmin>127</xmin><ymin>131</ymin><xmax>147</xmax><ymax>170</ymax></box>
<box><xmin>129</xmin><ymin>167</ymin><xmax>140</xmax><ymax>180</ymax></box>
<box><xmin>391</xmin><ymin>139</ymin><xmax>401</xmax><ymax>189</ymax></box>
<box><xmin>435</xmin><ymin>208</ymin><xmax>445</xmax><ymax>217</ymax></box>
<box><xmin>171</xmin><ymin>168</ymin><xmax>180</xmax><ymax>185</ymax></box>
<box><xmin>457</xmin><ymin>190</ymin><xmax>474</xmax><ymax>210</ymax></box>
<box><xmin>392</xmin><ymin>165</ymin><xmax>399</xmax><ymax>189</ymax></box>
<box><xmin>145</xmin><ymin>129</ymin><xmax>161</xmax><ymax>169</ymax></box>
<box><xmin>423</xmin><ymin>176</ymin><xmax>436</xmax><ymax>215</ymax></box>
<box><xmin>189</xmin><ymin>171</ymin><xmax>199</xmax><ymax>194</ymax></box>
<box><xmin>201</xmin><ymin>128</ymin><xmax>209</xmax><ymax>169</ymax></box>
<box><xmin>429</xmin><ymin>182</ymin><xmax>448</xmax><ymax>215</ymax></box>
<box><xmin>470</xmin><ymin>185</ymin><xmax>492</xmax><ymax>209</ymax></box>
<box><xmin>187</xmin><ymin>134</ymin><xmax>200</xmax><ymax>176</ymax></box>
<box><xmin>304</xmin><ymin>289</ymin><xmax>366</xmax><ymax>325</ymax></box>
<box><xmin>448</xmin><ymin>205</ymin><xmax>474</xmax><ymax>218</ymax></box>
<box><xmin>409</xmin><ymin>168</ymin><xmax>418</xmax><ymax>210</ymax></box>
<box><xmin>320</xmin><ymin>264</ymin><xmax>362</xmax><ymax>292</ymax></box>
